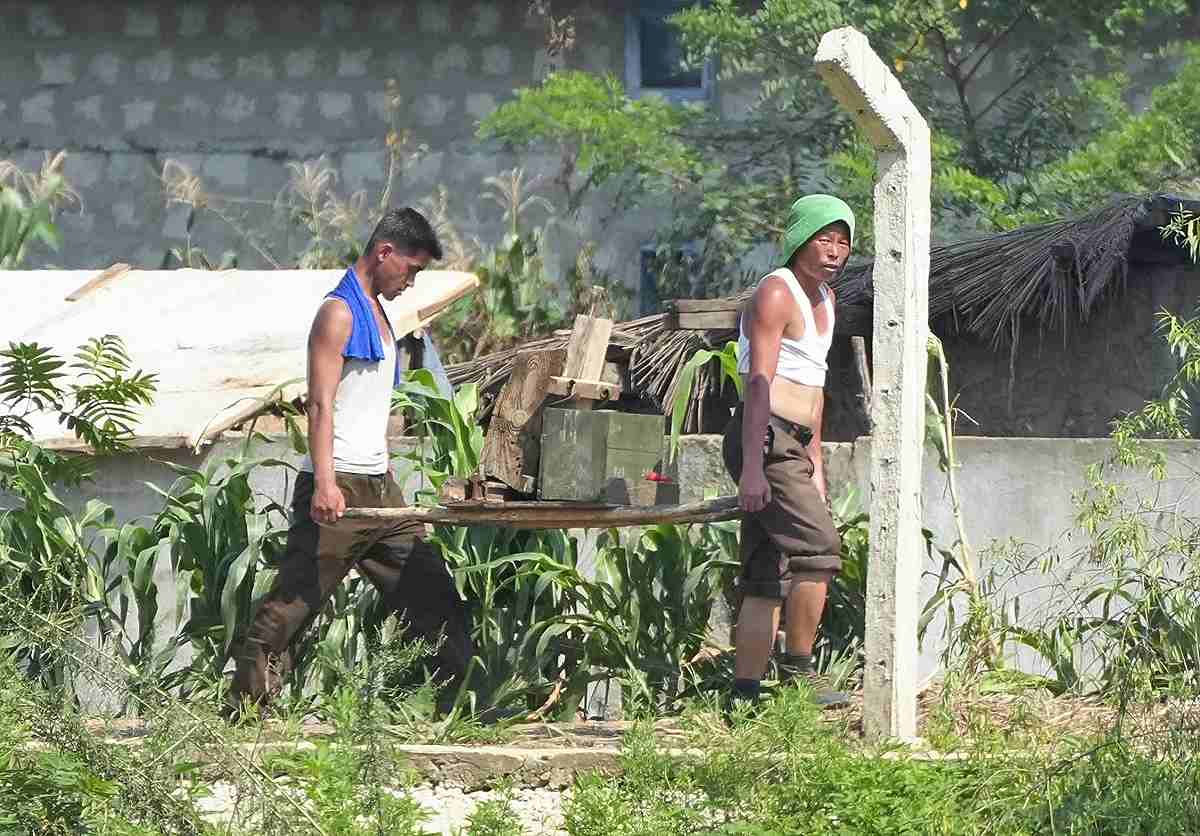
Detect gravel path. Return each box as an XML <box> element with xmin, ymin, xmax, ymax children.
<box><xmin>408</xmin><ymin>785</ymin><xmax>568</xmax><ymax>835</ymax></box>
<box><xmin>190</xmin><ymin>782</ymin><xmax>569</xmax><ymax>834</ymax></box>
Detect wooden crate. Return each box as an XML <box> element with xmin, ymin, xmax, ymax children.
<box><xmin>538</xmin><ymin>408</ymin><xmax>675</xmax><ymax>505</ymax></box>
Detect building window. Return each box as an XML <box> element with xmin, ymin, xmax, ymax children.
<box><xmin>625</xmin><ymin>1</ymin><xmax>713</xmax><ymax>102</ymax></box>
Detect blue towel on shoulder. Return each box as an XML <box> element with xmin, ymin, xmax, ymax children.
<box><xmin>327</xmin><ymin>267</ymin><xmax>400</xmax><ymax>386</ymax></box>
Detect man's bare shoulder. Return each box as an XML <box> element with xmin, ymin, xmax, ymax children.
<box><xmin>750</xmin><ymin>274</ymin><xmax>797</xmax><ymax>320</ymax></box>
<box><xmin>310</xmin><ymin>298</ymin><xmax>353</xmax><ymax>347</ymax></box>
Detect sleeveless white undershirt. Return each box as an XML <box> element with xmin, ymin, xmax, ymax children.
<box><xmin>301</xmin><ymin>323</ymin><xmax>395</xmax><ymax>476</ymax></box>
<box><xmin>736</xmin><ymin>268</ymin><xmax>835</xmax><ymax>387</ymax></box>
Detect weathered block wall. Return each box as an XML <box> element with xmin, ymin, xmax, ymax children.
<box><xmin>0</xmin><ymin>1</ymin><xmax>667</xmax><ymax>297</ymax></box>
<box><xmin>822</xmin><ymin>264</ymin><xmax>1200</xmax><ymax>441</ymax></box>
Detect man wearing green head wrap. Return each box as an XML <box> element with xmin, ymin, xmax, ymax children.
<box><xmin>721</xmin><ymin>193</ymin><xmax>855</xmax><ymax>710</ymax></box>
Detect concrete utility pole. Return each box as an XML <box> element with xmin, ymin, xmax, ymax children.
<box><xmin>814</xmin><ymin>27</ymin><xmax>931</xmax><ymax>740</ymax></box>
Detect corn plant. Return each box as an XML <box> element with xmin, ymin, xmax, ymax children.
<box><xmin>392</xmin><ymin>368</ymin><xmax>483</xmax><ymax>496</ymax></box>
<box><xmin>131</xmin><ymin>454</ymin><xmax>292</xmax><ymax>697</ymax></box>
<box><xmin>432</xmin><ymin>525</ymin><xmax>596</xmax><ymax>716</ymax></box>
<box><xmin>395</xmin><ymin>367</ymin><xmax>745</xmax><ymax>713</ymax></box>
<box><xmin>581</xmin><ymin>523</ymin><xmax>740</xmax><ymax>709</ymax></box>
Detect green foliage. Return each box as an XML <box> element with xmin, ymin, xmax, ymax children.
<box><xmin>392</xmin><ymin>369</ymin><xmax>485</xmax><ymax>496</ymax></box>
<box><xmin>667</xmin><ymin>341</ymin><xmax>742</xmax><ymax>462</ymax></box>
<box><xmin>1</xmin><ymin>338</ymin><xmax>157</xmax><ymax>456</ymax></box>
<box><xmin>464</xmin><ymin>793</ymin><xmax>525</xmax><ymax>836</ymax></box>
<box><xmin>564</xmin><ymin>689</ymin><xmax>1200</xmax><ymax>835</ymax></box>
<box><xmin>113</xmin><ymin>453</ymin><xmax>292</xmax><ymax>699</ymax></box>
<box><xmin>478</xmin><ymin>71</ymin><xmax>701</xmax><ymax>215</ymax></box>
<box><xmin>0</xmin><ymin>185</ymin><xmax>61</xmax><ymax>269</ymax></box>
<box><xmin>263</xmin><ymin>742</ymin><xmax>430</xmax><ymax>836</ymax></box>
<box><xmin>1162</xmin><ymin>203</ymin><xmax>1200</xmax><ymax>263</ymax></box>
<box><xmin>565</xmin><ymin>691</ymin><xmax>994</xmax><ymax>835</ymax></box>
<box><xmin>820</xmin><ymin>489</ymin><xmax>869</xmax><ymax>674</ymax></box>
<box><xmin>0</xmin><ymin>750</ymin><xmax>125</xmax><ymax>836</ymax></box>
<box><xmin>431</xmin><ymin>232</ymin><xmax>569</xmax><ymax>363</ymax></box>
<box><xmin>0</xmin><ymin>336</ymin><xmax>156</xmax><ymax>692</ymax></box>
<box><xmin>1016</xmin><ymin>45</ymin><xmax>1200</xmax><ymax>224</ymax></box>
<box><xmin>426</xmin><ymin>172</ymin><xmax>630</xmax><ymax>365</ymax></box>
<box><xmin>488</xmin><ymin>0</ymin><xmax>1195</xmax><ymax>292</ymax></box>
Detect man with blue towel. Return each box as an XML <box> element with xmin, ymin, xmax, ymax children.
<box><xmin>231</xmin><ymin>207</ymin><xmax>474</xmax><ymax>716</ymax></box>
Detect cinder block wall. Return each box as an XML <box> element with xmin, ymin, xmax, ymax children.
<box><xmin>0</xmin><ymin>1</ymin><xmax>663</xmax><ymax>297</ymax></box>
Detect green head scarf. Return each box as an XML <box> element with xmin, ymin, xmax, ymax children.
<box><xmin>780</xmin><ymin>194</ymin><xmax>856</xmax><ymax>267</ymax></box>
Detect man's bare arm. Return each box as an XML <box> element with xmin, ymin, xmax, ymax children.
<box><xmin>307</xmin><ymin>299</ymin><xmax>352</xmax><ymax>523</ymax></box>
<box><xmin>740</xmin><ymin>278</ymin><xmax>795</xmax><ymax>513</ymax></box>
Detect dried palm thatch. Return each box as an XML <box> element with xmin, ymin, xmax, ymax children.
<box><xmin>834</xmin><ymin>192</ymin><xmax>1199</xmax><ymax>348</ymax></box>
<box><xmin>448</xmin><ymin>193</ymin><xmax>1199</xmax><ymax>430</ymax></box>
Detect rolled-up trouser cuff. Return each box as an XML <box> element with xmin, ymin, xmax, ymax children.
<box><xmin>787</xmin><ymin>554</ymin><xmax>841</xmax><ymax>574</ymax></box>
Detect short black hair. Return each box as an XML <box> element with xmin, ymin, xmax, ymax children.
<box><xmin>364</xmin><ymin>207</ymin><xmax>443</xmax><ymax>261</ymax></box>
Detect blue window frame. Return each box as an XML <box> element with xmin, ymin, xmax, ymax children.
<box><xmin>625</xmin><ymin>0</ymin><xmax>713</xmax><ymax>102</ymax></box>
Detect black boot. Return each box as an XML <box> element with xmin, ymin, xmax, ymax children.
<box><xmin>777</xmin><ymin>653</ymin><xmax>851</xmax><ymax>710</ymax></box>
<box><xmin>723</xmin><ymin>677</ymin><xmax>763</xmax><ymax>720</ymax></box>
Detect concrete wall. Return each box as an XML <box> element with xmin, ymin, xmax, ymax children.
<box><xmin>0</xmin><ymin>0</ymin><xmax>679</xmax><ymax>308</ymax></box>
<box><xmin>678</xmin><ymin>433</ymin><xmax>1200</xmax><ymax>684</ymax></box>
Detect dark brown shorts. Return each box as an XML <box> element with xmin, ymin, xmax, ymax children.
<box><xmin>722</xmin><ymin>408</ymin><xmax>842</xmax><ymax>599</ymax></box>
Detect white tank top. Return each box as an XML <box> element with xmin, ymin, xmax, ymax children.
<box><xmin>736</xmin><ymin>268</ymin><xmax>834</xmax><ymax>387</ymax></box>
<box><xmin>301</xmin><ymin>324</ymin><xmax>395</xmax><ymax>476</ymax></box>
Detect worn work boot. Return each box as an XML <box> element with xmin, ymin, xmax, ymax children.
<box><xmin>777</xmin><ymin>653</ymin><xmax>851</xmax><ymax>709</ymax></box>
<box><xmin>721</xmin><ymin>678</ymin><xmax>764</xmax><ymax>722</ymax></box>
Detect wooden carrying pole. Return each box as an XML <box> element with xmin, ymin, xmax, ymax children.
<box><xmin>335</xmin><ymin>496</ymin><xmax>739</xmax><ymax>531</ymax></box>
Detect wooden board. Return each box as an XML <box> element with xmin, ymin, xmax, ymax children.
<box><xmin>851</xmin><ymin>335</ymin><xmax>873</xmax><ymax>432</ymax></box>
<box><xmin>64</xmin><ymin>263</ymin><xmax>131</xmax><ymax>301</ymax></box>
<box><xmin>479</xmin><ymin>348</ymin><xmax>565</xmax><ymax>493</ymax></box>
<box><xmin>382</xmin><ymin>269</ymin><xmax>481</xmax><ymax>337</ymax></box>
<box><xmin>562</xmin><ymin>314</ymin><xmax>613</xmax><ymax>380</ymax></box>
<box><xmin>335</xmin><ymin>496</ymin><xmax>739</xmax><ymax>530</ymax></box>
<box><xmin>666</xmin><ymin>310</ymin><xmax>739</xmax><ymax>331</ymax></box>
<box><xmin>666</xmin><ymin>298</ymin><xmax>741</xmax><ymax>313</ymax></box>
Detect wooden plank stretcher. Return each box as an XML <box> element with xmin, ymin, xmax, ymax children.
<box><xmin>334</xmin><ymin>496</ymin><xmax>740</xmax><ymax>531</ymax></box>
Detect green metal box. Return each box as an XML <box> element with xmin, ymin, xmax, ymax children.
<box><xmin>538</xmin><ymin>408</ymin><xmax>675</xmax><ymax>505</ymax></box>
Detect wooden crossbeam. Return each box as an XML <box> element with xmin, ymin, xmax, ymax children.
<box><xmin>545</xmin><ymin>376</ymin><xmax>620</xmax><ymax>402</ymax></box>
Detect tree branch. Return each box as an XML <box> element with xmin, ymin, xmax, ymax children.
<box><xmin>975</xmin><ymin>49</ymin><xmax>1058</xmax><ymax>122</ymax></box>
<box><xmin>931</xmin><ymin>28</ymin><xmax>986</xmax><ymax>174</ymax></box>
<box><xmin>961</xmin><ymin>8</ymin><xmax>1030</xmax><ymax>85</ymax></box>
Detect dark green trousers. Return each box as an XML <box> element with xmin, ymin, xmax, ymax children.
<box><xmin>231</xmin><ymin>470</ymin><xmax>473</xmax><ymax>708</ymax></box>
